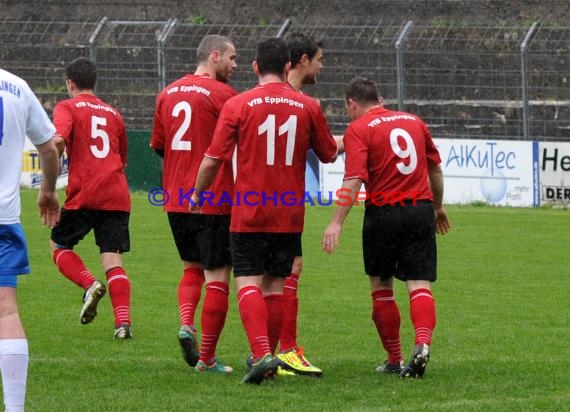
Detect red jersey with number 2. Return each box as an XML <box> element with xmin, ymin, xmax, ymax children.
<box><xmin>343</xmin><ymin>107</ymin><xmax>441</xmax><ymax>205</ymax></box>
<box><xmin>206</xmin><ymin>82</ymin><xmax>338</xmax><ymax>233</ymax></box>
<box><xmin>54</xmin><ymin>94</ymin><xmax>130</xmax><ymax>212</ymax></box>
<box><xmin>150</xmin><ymin>74</ymin><xmax>237</xmax><ymax>214</ymax></box>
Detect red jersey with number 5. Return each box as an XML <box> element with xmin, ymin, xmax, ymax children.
<box><xmin>53</xmin><ymin>94</ymin><xmax>130</xmax><ymax>212</ymax></box>
<box><xmin>150</xmin><ymin>74</ymin><xmax>237</xmax><ymax>214</ymax></box>
<box><xmin>206</xmin><ymin>82</ymin><xmax>338</xmax><ymax>233</ymax></box>
<box><xmin>343</xmin><ymin>107</ymin><xmax>441</xmax><ymax>206</ymax></box>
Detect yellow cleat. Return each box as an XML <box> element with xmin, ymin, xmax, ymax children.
<box><xmin>276</xmin><ymin>347</ymin><xmax>322</xmax><ymax>377</ymax></box>
<box><xmin>276</xmin><ymin>366</ymin><xmax>296</xmax><ymax>377</ymax></box>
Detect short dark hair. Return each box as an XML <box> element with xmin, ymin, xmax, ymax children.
<box><xmin>65</xmin><ymin>57</ymin><xmax>97</xmax><ymax>90</ymax></box>
<box><xmin>197</xmin><ymin>35</ymin><xmax>234</xmax><ymax>64</ymax></box>
<box><xmin>345</xmin><ymin>77</ymin><xmax>380</xmax><ymax>105</ymax></box>
<box><xmin>286</xmin><ymin>32</ymin><xmax>323</xmax><ymax>68</ymax></box>
<box><xmin>255</xmin><ymin>38</ymin><xmax>290</xmax><ymax>76</ymax></box>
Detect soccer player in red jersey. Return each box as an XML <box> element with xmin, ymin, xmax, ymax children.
<box><xmin>273</xmin><ymin>32</ymin><xmax>326</xmax><ymax>377</ymax></box>
<box><xmin>323</xmin><ymin>77</ymin><xmax>450</xmax><ymax>378</ymax></box>
<box><xmin>150</xmin><ymin>35</ymin><xmax>237</xmax><ymax>373</ymax></box>
<box><xmin>191</xmin><ymin>37</ymin><xmax>338</xmax><ymax>384</ymax></box>
<box><xmin>50</xmin><ymin>57</ymin><xmax>133</xmax><ymax>339</ymax></box>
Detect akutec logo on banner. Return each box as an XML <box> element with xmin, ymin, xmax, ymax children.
<box><xmin>434</xmin><ymin>139</ymin><xmax>535</xmax><ymax>207</ymax></box>
<box><xmin>319</xmin><ymin>138</ymin><xmax>537</xmax><ymax>207</ymax></box>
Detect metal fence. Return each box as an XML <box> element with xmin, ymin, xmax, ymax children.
<box><xmin>1</xmin><ymin>17</ymin><xmax>568</xmax><ymax>139</ymax></box>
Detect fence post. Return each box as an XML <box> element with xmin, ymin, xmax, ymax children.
<box><xmin>394</xmin><ymin>20</ymin><xmax>414</xmax><ymax>111</ymax></box>
<box><xmin>276</xmin><ymin>19</ymin><xmax>291</xmax><ymax>38</ymax></box>
<box><xmin>88</xmin><ymin>16</ymin><xmax>108</xmax><ymax>63</ymax></box>
<box><xmin>520</xmin><ymin>21</ymin><xmax>540</xmax><ymax>140</ymax></box>
<box><xmin>156</xmin><ymin>18</ymin><xmax>178</xmax><ymax>92</ymax></box>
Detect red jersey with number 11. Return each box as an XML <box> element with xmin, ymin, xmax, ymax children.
<box><xmin>206</xmin><ymin>82</ymin><xmax>337</xmax><ymax>233</ymax></box>
<box><xmin>53</xmin><ymin>94</ymin><xmax>130</xmax><ymax>212</ymax></box>
<box><xmin>343</xmin><ymin>107</ymin><xmax>441</xmax><ymax>206</ymax></box>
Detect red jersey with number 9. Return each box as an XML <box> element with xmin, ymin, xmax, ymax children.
<box><xmin>343</xmin><ymin>107</ymin><xmax>441</xmax><ymax>206</ymax></box>
<box><xmin>53</xmin><ymin>94</ymin><xmax>130</xmax><ymax>212</ymax></box>
<box><xmin>206</xmin><ymin>82</ymin><xmax>337</xmax><ymax>233</ymax></box>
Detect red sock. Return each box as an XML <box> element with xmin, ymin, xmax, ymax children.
<box><xmin>409</xmin><ymin>288</ymin><xmax>436</xmax><ymax>346</ymax></box>
<box><xmin>53</xmin><ymin>249</ymin><xmax>96</xmax><ymax>289</ymax></box>
<box><xmin>264</xmin><ymin>294</ymin><xmax>285</xmax><ymax>355</ymax></box>
<box><xmin>178</xmin><ymin>267</ymin><xmax>204</xmax><ymax>327</ymax></box>
<box><xmin>106</xmin><ymin>267</ymin><xmax>131</xmax><ymax>326</ymax></box>
<box><xmin>279</xmin><ymin>273</ymin><xmax>299</xmax><ymax>352</ymax></box>
<box><xmin>372</xmin><ymin>289</ymin><xmax>402</xmax><ymax>364</ymax></box>
<box><xmin>237</xmin><ymin>286</ymin><xmax>270</xmax><ymax>360</ymax></box>
<box><xmin>199</xmin><ymin>281</ymin><xmax>229</xmax><ymax>364</ymax></box>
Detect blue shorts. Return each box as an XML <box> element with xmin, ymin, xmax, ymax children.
<box><xmin>0</xmin><ymin>224</ymin><xmax>30</xmax><ymax>286</ymax></box>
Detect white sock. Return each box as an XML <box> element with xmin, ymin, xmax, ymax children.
<box><xmin>0</xmin><ymin>339</ymin><xmax>28</xmax><ymax>412</ymax></box>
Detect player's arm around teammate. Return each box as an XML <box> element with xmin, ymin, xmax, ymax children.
<box><xmin>193</xmin><ymin>38</ymin><xmax>337</xmax><ymax>384</ymax></box>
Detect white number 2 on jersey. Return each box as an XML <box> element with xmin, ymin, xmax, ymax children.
<box><xmin>258</xmin><ymin>114</ymin><xmax>297</xmax><ymax>166</ymax></box>
<box><xmin>171</xmin><ymin>101</ymin><xmax>192</xmax><ymax>151</ymax></box>
<box><xmin>390</xmin><ymin>127</ymin><xmax>417</xmax><ymax>175</ymax></box>
<box><xmin>90</xmin><ymin>116</ymin><xmax>110</xmax><ymax>158</ymax></box>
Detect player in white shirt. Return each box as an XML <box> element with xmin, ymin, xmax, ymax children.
<box><xmin>0</xmin><ymin>68</ymin><xmax>60</xmax><ymax>412</ymax></box>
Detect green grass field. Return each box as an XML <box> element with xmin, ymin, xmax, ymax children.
<box><xmin>13</xmin><ymin>190</ymin><xmax>569</xmax><ymax>411</ymax></box>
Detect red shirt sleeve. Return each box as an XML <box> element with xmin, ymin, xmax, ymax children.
<box><xmin>206</xmin><ymin>100</ymin><xmax>238</xmax><ymax>162</ymax></box>
<box><xmin>343</xmin><ymin>122</ymin><xmax>369</xmax><ymax>183</ymax></box>
<box><xmin>118</xmin><ymin>116</ymin><xmax>128</xmax><ymax>167</ymax></box>
<box><xmin>53</xmin><ymin>101</ymin><xmax>74</xmax><ymax>144</ymax></box>
<box><xmin>307</xmin><ymin>100</ymin><xmax>337</xmax><ymax>163</ymax></box>
<box><xmin>150</xmin><ymin>94</ymin><xmax>166</xmax><ymax>151</ymax></box>
<box><xmin>423</xmin><ymin>122</ymin><xmax>441</xmax><ymax>166</ymax></box>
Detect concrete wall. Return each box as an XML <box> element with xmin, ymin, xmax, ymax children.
<box><xmin>3</xmin><ymin>0</ymin><xmax>569</xmax><ymax>25</ymax></box>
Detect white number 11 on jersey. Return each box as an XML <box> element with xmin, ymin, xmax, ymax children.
<box><xmin>258</xmin><ymin>114</ymin><xmax>297</xmax><ymax>166</ymax></box>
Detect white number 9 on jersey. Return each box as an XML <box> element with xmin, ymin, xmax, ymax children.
<box><xmin>390</xmin><ymin>127</ymin><xmax>417</xmax><ymax>175</ymax></box>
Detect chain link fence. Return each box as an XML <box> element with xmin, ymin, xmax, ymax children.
<box><xmin>1</xmin><ymin>18</ymin><xmax>568</xmax><ymax>139</ymax></box>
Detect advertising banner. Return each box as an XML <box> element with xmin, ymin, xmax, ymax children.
<box><xmin>436</xmin><ymin>139</ymin><xmax>536</xmax><ymax>207</ymax></box>
<box><xmin>320</xmin><ymin>138</ymin><xmax>537</xmax><ymax>207</ymax></box>
<box><xmin>538</xmin><ymin>142</ymin><xmax>570</xmax><ymax>205</ymax></box>
<box><xmin>20</xmin><ymin>137</ymin><xmax>68</xmax><ymax>189</ymax></box>
<box><xmin>319</xmin><ymin>152</ymin><xmax>346</xmax><ymax>199</ymax></box>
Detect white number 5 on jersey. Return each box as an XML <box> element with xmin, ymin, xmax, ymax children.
<box><xmin>91</xmin><ymin>116</ymin><xmax>110</xmax><ymax>158</ymax></box>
